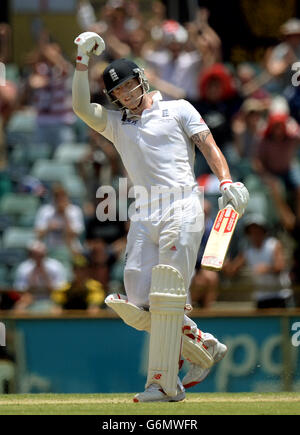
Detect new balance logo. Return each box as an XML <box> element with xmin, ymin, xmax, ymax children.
<box><xmin>162</xmin><ymin>109</ymin><xmax>169</xmax><ymax>117</ymax></box>
<box><xmin>109</xmin><ymin>68</ymin><xmax>119</xmax><ymax>82</ymax></box>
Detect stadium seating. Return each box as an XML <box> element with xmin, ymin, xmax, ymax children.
<box><xmin>5</xmin><ymin>109</ymin><xmax>36</xmax><ymax>147</ymax></box>
<box><xmin>54</xmin><ymin>142</ymin><xmax>89</xmax><ymax>163</ymax></box>
<box><xmin>31</xmin><ymin>159</ymin><xmax>76</xmax><ymax>184</ymax></box>
<box><xmin>2</xmin><ymin>227</ymin><xmax>36</xmax><ymax>249</ymax></box>
<box><xmin>10</xmin><ymin>143</ymin><xmax>52</xmax><ymax>166</ymax></box>
<box><xmin>0</xmin><ymin>193</ymin><xmax>40</xmax><ymax>227</ymax></box>
<box><xmin>0</xmin><ymin>193</ymin><xmax>39</xmax><ymax>216</ymax></box>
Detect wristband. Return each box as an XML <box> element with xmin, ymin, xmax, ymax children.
<box><xmin>76</xmin><ymin>50</ymin><xmax>90</xmax><ymax>66</ymax></box>
<box><xmin>219</xmin><ymin>179</ymin><xmax>232</xmax><ymax>192</ymax></box>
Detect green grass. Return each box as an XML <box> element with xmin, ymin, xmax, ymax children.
<box><xmin>0</xmin><ymin>393</ymin><xmax>299</xmax><ymax>415</ymax></box>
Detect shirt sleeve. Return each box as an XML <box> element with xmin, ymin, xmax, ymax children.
<box><xmin>99</xmin><ymin>109</ymin><xmax>122</xmax><ymax>145</ymax></box>
<box><xmin>72</xmin><ymin>69</ymin><xmax>107</xmax><ymax>132</ymax></box>
<box><xmin>178</xmin><ymin>100</ymin><xmax>209</xmax><ymax>138</ymax></box>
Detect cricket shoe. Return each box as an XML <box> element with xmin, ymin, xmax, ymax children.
<box><xmin>182</xmin><ymin>335</ymin><xmax>227</xmax><ymax>389</ymax></box>
<box><xmin>133</xmin><ymin>378</ymin><xmax>185</xmax><ymax>403</ymax></box>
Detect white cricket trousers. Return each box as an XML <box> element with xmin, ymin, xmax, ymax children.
<box><xmin>124</xmin><ymin>193</ymin><xmax>204</xmax><ymax>307</ymax></box>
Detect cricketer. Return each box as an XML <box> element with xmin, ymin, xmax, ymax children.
<box><xmin>72</xmin><ymin>32</ymin><xmax>249</xmax><ymax>402</ymax></box>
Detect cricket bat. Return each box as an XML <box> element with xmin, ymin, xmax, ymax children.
<box><xmin>201</xmin><ymin>205</ymin><xmax>239</xmax><ymax>271</ymax></box>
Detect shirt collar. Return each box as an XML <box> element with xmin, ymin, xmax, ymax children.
<box><xmin>126</xmin><ymin>91</ymin><xmax>163</xmax><ymax>119</ymax></box>
<box><xmin>152</xmin><ymin>91</ymin><xmax>163</xmax><ymax>103</ymax></box>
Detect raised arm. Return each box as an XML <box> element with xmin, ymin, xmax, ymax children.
<box><xmin>72</xmin><ymin>32</ymin><xmax>107</xmax><ymax>132</ymax></box>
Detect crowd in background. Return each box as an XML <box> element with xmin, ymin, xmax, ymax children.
<box><xmin>0</xmin><ymin>0</ymin><xmax>300</xmax><ymax>312</ymax></box>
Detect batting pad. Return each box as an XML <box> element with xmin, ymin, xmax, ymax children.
<box><xmin>146</xmin><ymin>265</ymin><xmax>186</xmax><ymax>397</ymax></box>
<box><xmin>105</xmin><ymin>294</ymin><xmax>150</xmax><ymax>331</ymax></box>
<box><xmin>105</xmin><ymin>294</ymin><xmax>213</xmax><ymax>369</ymax></box>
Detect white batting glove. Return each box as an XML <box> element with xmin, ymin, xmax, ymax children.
<box><xmin>74</xmin><ymin>31</ymin><xmax>105</xmax><ymax>66</ymax></box>
<box><xmin>218</xmin><ymin>179</ymin><xmax>249</xmax><ymax>217</ymax></box>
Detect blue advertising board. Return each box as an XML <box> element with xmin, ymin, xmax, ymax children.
<box><xmin>1</xmin><ymin>314</ymin><xmax>300</xmax><ymax>394</ymax></box>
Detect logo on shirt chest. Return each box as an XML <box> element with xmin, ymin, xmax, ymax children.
<box><xmin>160</xmin><ymin>109</ymin><xmax>175</xmax><ymax>123</ymax></box>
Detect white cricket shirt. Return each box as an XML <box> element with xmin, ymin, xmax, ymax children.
<box><xmin>100</xmin><ymin>92</ymin><xmax>208</xmax><ymax>205</ymax></box>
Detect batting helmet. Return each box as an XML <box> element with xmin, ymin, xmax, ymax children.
<box><xmin>103</xmin><ymin>58</ymin><xmax>150</xmax><ymax>112</ymax></box>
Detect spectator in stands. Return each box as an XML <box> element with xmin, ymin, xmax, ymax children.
<box><xmin>236</xmin><ymin>62</ymin><xmax>270</xmax><ymax>101</ymax></box>
<box><xmin>51</xmin><ymin>252</ymin><xmax>106</xmax><ymax>312</ymax></box>
<box><xmin>232</xmin><ymin>98</ymin><xmax>266</xmax><ymax>161</ymax></box>
<box><xmin>85</xmin><ymin>0</ymin><xmax>143</xmax><ymax>62</ymax></box>
<box><xmin>190</xmin><ymin>199</ymin><xmax>219</xmax><ymax>308</ymax></box>
<box><xmin>188</xmin><ymin>7</ymin><xmax>222</xmax><ymax>72</ymax></box>
<box><xmin>0</xmin><ymin>80</ymin><xmax>17</xmax><ymax>127</ymax></box>
<box><xmin>196</xmin><ymin>63</ymin><xmax>242</xmax><ymax>146</ymax></box>
<box><xmin>89</xmin><ymin>60</ymin><xmax>111</xmax><ymax>107</ymax></box>
<box><xmin>144</xmin><ymin>19</ymin><xmax>201</xmax><ymax>102</ymax></box>
<box><xmin>85</xmin><ymin>199</ymin><xmax>126</xmax><ymax>249</ymax></box>
<box><xmin>0</xmin><ymin>24</ymin><xmax>18</xmax><ymax>127</ymax></box>
<box><xmin>145</xmin><ymin>0</ymin><xmax>166</xmax><ymax>39</ymax></box>
<box><xmin>265</xmin><ymin>18</ymin><xmax>300</xmax><ymax>94</ymax></box>
<box><xmin>88</xmin><ymin>241</ymin><xmax>112</xmax><ymax>292</ymax></box>
<box><xmin>193</xmin><ymin>63</ymin><xmax>243</xmax><ymax>176</ymax></box>
<box><xmin>103</xmin><ymin>0</ymin><xmax>135</xmax><ymax>44</ymax></box>
<box><xmin>223</xmin><ymin>214</ymin><xmax>293</xmax><ymax>308</ymax></box>
<box><xmin>127</xmin><ymin>27</ymin><xmax>187</xmax><ymax>100</ymax></box>
<box><xmin>23</xmin><ymin>38</ymin><xmax>76</xmax><ymax>149</ymax></box>
<box><xmin>77</xmin><ymin>0</ymin><xmax>97</xmax><ymax>31</ymax></box>
<box><xmin>13</xmin><ymin>240</ymin><xmax>67</xmax><ymax>312</ymax></box>
<box><xmin>285</xmin><ymin>80</ymin><xmax>300</xmax><ymax>125</ymax></box>
<box><xmin>252</xmin><ymin>111</ymin><xmax>300</xmax><ymax>221</ymax></box>
<box><xmin>35</xmin><ymin>184</ymin><xmax>85</xmax><ymax>255</ymax></box>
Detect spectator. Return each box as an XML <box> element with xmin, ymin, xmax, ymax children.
<box><xmin>0</xmin><ymin>80</ymin><xmax>18</xmax><ymax>126</ymax></box>
<box><xmin>127</xmin><ymin>27</ymin><xmax>187</xmax><ymax>100</ymax></box>
<box><xmin>13</xmin><ymin>240</ymin><xmax>68</xmax><ymax>312</ymax></box>
<box><xmin>103</xmin><ymin>0</ymin><xmax>135</xmax><ymax>44</ymax></box>
<box><xmin>144</xmin><ymin>20</ymin><xmax>201</xmax><ymax>102</ymax></box>
<box><xmin>23</xmin><ymin>39</ymin><xmax>76</xmax><ymax>150</ymax></box>
<box><xmin>85</xmin><ymin>200</ymin><xmax>126</xmax><ymax>248</ymax></box>
<box><xmin>265</xmin><ymin>18</ymin><xmax>300</xmax><ymax>94</ymax></box>
<box><xmin>35</xmin><ymin>184</ymin><xmax>85</xmax><ymax>255</ymax></box>
<box><xmin>189</xmin><ymin>7</ymin><xmax>222</xmax><ymax>71</ymax></box>
<box><xmin>51</xmin><ymin>252</ymin><xmax>106</xmax><ymax>312</ymax></box>
<box><xmin>77</xmin><ymin>0</ymin><xmax>97</xmax><ymax>31</ymax></box>
<box><xmin>236</xmin><ymin>62</ymin><xmax>270</xmax><ymax>101</ymax></box>
<box><xmin>89</xmin><ymin>240</ymin><xmax>117</xmax><ymax>292</ymax></box>
<box><xmin>89</xmin><ymin>60</ymin><xmax>111</xmax><ymax>107</ymax></box>
<box><xmin>223</xmin><ymin>214</ymin><xmax>293</xmax><ymax>308</ymax></box>
<box><xmin>232</xmin><ymin>98</ymin><xmax>266</xmax><ymax>161</ymax></box>
<box><xmin>193</xmin><ymin>63</ymin><xmax>243</xmax><ymax>175</ymax></box>
<box><xmin>252</xmin><ymin>111</ymin><xmax>300</xmax><ymax>221</ymax></box>
<box><xmin>197</xmin><ymin>63</ymin><xmax>242</xmax><ymax>144</ymax></box>
<box><xmin>86</xmin><ymin>0</ymin><xmax>141</xmax><ymax>61</ymax></box>
<box><xmin>123</xmin><ymin>0</ymin><xmax>143</xmax><ymax>33</ymax></box>
<box><xmin>146</xmin><ymin>1</ymin><xmax>166</xmax><ymax>39</ymax></box>
<box><xmin>0</xmin><ymin>24</ymin><xmax>18</xmax><ymax>126</ymax></box>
